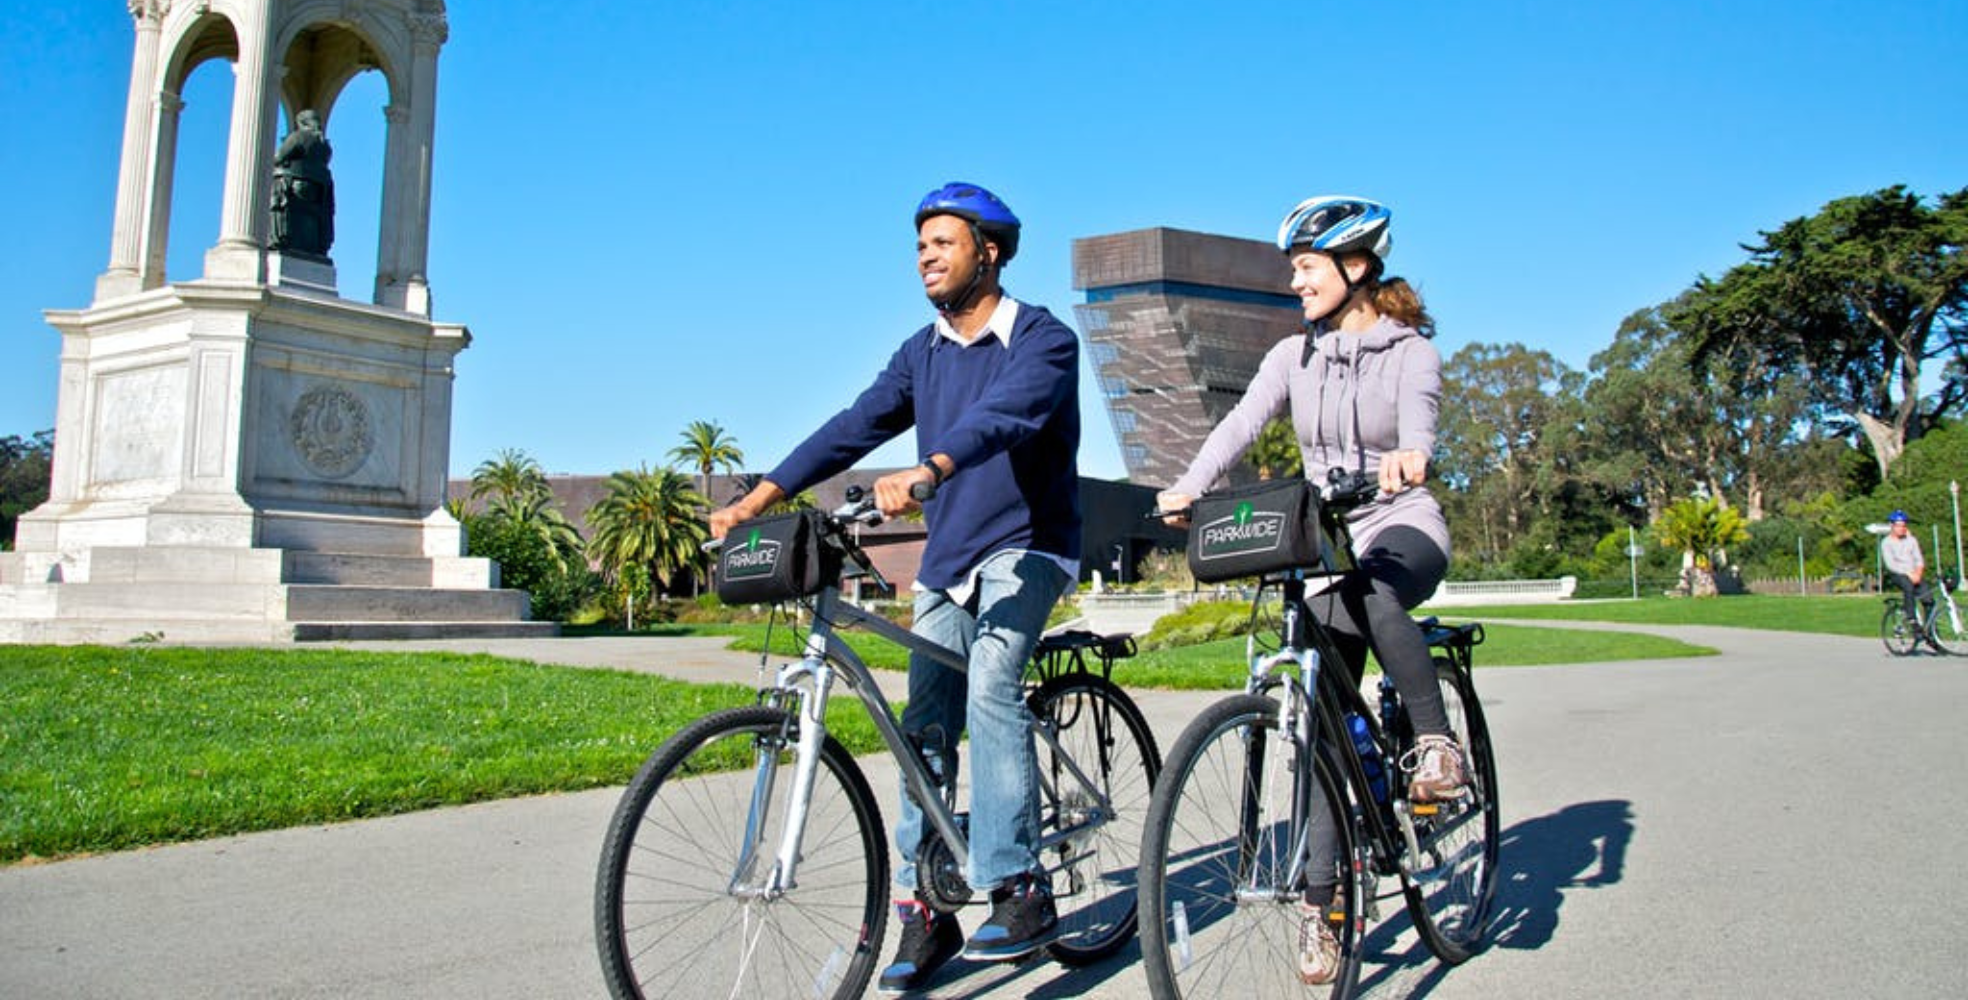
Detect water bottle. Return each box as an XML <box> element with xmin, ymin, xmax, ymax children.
<box><xmin>1347</xmin><ymin>712</ymin><xmax>1388</xmax><ymax>803</ymax></box>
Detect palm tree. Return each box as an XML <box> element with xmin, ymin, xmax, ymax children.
<box><xmin>487</xmin><ymin>489</ymin><xmax>586</xmax><ymax>574</ymax></box>
<box><xmin>586</xmin><ymin>466</ymin><xmax>710</xmax><ymax>596</ymax></box>
<box><xmin>1248</xmin><ymin>417</ymin><xmax>1303</xmax><ymax>481</ymax></box>
<box><xmin>668</xmin><ymin>421</ymin><xmax>745</xmax><ymax>501</ymax></box>
<box><xmin>471</xmin><ymin>448</ymin><xmax>550</xmax><ymax>507</ymax></box>
<box><xmin>1655</xmin><ymin>496</ymin><xmax>1751</xmax><ymax>597</ymax></box>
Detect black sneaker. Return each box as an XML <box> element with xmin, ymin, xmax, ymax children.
<box><xmin>962</xmin><ymin>873</ymin><xmax>1058</xmax><ymax>962</ymax></box>
<box><xmin>878</xmin><ymin>900</ymin><xmax>962</xmax><ymax>995</ymax></box>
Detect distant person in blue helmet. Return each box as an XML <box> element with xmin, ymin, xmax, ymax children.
<box><xmin>709</xmin><ymin>182</ymin><xmax>1082</xmax><ymax>993</ymax></box>
<box><xmin>1155</xmin><ymin>194</ymin><xmax>1460</xmax><ymax>986</ymax></box>
<box><xmin>1881</xmin><ymin>510</ymin><xmax>1934</xmax><ymax>622</ymax></box>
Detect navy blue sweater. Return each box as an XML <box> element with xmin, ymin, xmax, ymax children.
<box><xmin>766</xmin><ymin>303</ymin><xmax>1082</xmax><ymax>590</ymax></box>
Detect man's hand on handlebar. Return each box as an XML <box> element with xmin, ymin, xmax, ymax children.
<box><xmin>873</xmin><ymin>465</ymin><xmax>936</xmax><ymax>518</ymax></box>
<box><xmin>708</xmin><ymin>479</ymin><xmax>787</xmax><ymax>540</ymax></box>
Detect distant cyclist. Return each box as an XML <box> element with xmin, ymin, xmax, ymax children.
<box><xmin>708</xmin><ymin>182</ymin><xmax>1082</xmax><ymax>995</ymax></box>
<box><xmin>1881</xmin><ymin>510</ymin><xmax>1934</xmax><ymax>622</ymax></box>
<box><xmin>1155</xmin><ymin>194</ymin><xmax>1464</xmax><ymax>985</ymax></box>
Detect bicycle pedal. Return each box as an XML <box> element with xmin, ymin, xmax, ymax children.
<box><xmin>1410</xmin><ymin>802</ymin><xmax>1441</xmax><ymax>817</ymax></box>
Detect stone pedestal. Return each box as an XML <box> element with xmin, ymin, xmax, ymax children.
<box><xmin>0</xmin><ymin>281</ymin><xmax>551</xmax><ymax>643</ymax></box>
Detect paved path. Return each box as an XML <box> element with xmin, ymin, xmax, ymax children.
<box><xmin>4</xmin><ymin>625</ymin><xmax>1966</xmax><ymax>997</ymax></box>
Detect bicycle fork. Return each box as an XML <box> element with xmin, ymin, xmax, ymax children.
<box><xmin>730</xmin><ymin>649</ymin><xmax>837</xmax><ymax>901</ymax></box>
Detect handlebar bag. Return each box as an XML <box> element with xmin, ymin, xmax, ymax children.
<box><xmin>1186</xmin><ymin>478</ymin><xmax>1325</xmax><ymax>583</ymax></box>
<box><xmin>715</xmin><ymin>510</ymin><xmax>841</xmax><ymax>603</ymax></box>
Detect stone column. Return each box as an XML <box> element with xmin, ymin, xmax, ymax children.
<box><xmin>97</xmin><ymin>1</ymin><xmax>168</xmax><ymax>302</ymax></box>
<box><xmin>203</xmin><ymin>2</ymin><xmax>274</xmax><ymax>282</ymax></box>
<box><xmin>397</xmin><ymin>11</ymin><xmax>448</xmax><ymax>316</ymax></box>
<box><xmin>139</xmin><ymin>89</ymin><xmax>185</xmax><ymax>289</ymax></box>
<box><xmin>373</xmin><ymin>102</ymin><xmax>411</xmax><ymax>307</ymax></box>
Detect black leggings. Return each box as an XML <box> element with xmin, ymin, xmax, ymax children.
<box><xmin>1302</xmin><ymin>525</ymin><xmax>1448</xmax><ymax>909</ymax></box>
<box><xmin>1304</xmin><ymin>524</ymin><xmax>1450</xmax><ymax>735</ymax></box>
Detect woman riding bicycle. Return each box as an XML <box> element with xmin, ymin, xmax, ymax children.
<box><xmin>1155</xmin><ymin>195</ymin><xmax>1464</xmax><ymax>984</ymax></box>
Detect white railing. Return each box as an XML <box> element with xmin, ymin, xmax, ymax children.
<box><xmin>1424</xmin><ymin>576</ymin><xmax>1577</xmax><ymax>606</ymax></box>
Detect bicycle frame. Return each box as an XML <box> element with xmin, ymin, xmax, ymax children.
<box><xmin>1239</xmin><ymin>568</ymin><xmax>1485</xmax><ymax>905</ymax></box>
<box><xmin>734</xmin><ymin>552</ymin><xmax>1121</xmax><ymax>903</ymax></box>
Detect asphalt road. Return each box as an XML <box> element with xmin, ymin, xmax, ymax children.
<box><xmin>3</xmin><ymin>624</ymin><xmax>1964</xmax><ymax>998</ymax></box>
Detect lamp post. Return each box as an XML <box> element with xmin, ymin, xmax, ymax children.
<box><xmin>1627</xmin><ymin>525</ymin><xmax>1641</xmax><ymax>600</ymax></box>
<box><xmin>1952</xmin><ymin>480</ymin><xmax>1963</xmax><ymax>590</ymax></box>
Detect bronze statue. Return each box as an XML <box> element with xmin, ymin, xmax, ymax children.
<box><xmin>270</xmin><ymin>109</ymin><xmax>335</xmax><ymax>259</ymax></box>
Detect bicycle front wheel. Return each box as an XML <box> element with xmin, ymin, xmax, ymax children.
<box><xmin>1401</xmin><ymin>660</ymin><xmax>1501</xmax><ymax>964</ymax></box>
<box><xmin>1928</xmin><ymin>599</ymin><xmax>1968</xmax><ymax>655</ymax></box>
<box><xmin>1140</xmin><ymin>694</ymin><xmax>1363</xmax><ymax>999</ymax></box>
<box><xmin>1030</xmin><ymin>672</ymin><xmax>1161</xmax><ymax>965</ymax></box>
<box><xmin>1882</xmin><ymin>603</ymin><xmax>1918</xmax><ymax>656</ymax></box>
<box><xmin>594</xmin><ymin>705</ymin><xmax>889</xmax><ymax>1000</ymax></box>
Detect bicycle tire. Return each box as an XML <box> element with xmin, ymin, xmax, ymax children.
<box><xmin>1928</xmin><ymin>598</ymin><xmax>1968</xmax><ymax>655</ymax></box>
<box><xmin>1400</xmin><ymin>660</ymin><xmax>1501</xmax><ymax>964</ymax></box>
<box><xmin>1029</xmin><ymin>672</ymin><xmax>1162</xmax><ymax>965</ymax></box>
<box><xmin>1140</xmin><ymin>694</ymin><xmax>1364</xmax><ymax>999</ymax></box>
<box><xmin>594</xmin><ymin>705</ymin><xmax>888</xmax><ymax>1000</ymax></box>
<box><xmin>1882</xmin><ymin>602</ymin><xmax>1918</xmax><ymax>656</ymax></box>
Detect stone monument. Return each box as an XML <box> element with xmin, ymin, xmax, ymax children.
<box><xmin>0</xmin><ymin>0</ymin><xmax>550</xmax><ymax>642</ymax></box>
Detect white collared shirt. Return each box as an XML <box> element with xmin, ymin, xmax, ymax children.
<box><xmin>933</xmin><ymin>295</ymin><xmax>1022</xmax><ymax>347</ymax></box>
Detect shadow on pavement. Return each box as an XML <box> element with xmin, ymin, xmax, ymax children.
<box><xmin>1353</xmin><ymin>798</ymin><xmax>1635</xmax><ymax>998</ymax></box>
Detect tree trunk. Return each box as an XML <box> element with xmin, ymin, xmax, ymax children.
<box><xmin>1853</xmin><ymin>411</ymin><xmax>1904</xmax><ymax>480</ymax></box>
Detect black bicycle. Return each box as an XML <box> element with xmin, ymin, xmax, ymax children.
<box><xmin>594</xmin><ymin>487</ymin><xmax>1161</xmax><ymax>999</ymax></box>
<box><xmin>1139</xmin><ymin>472</ymin><xmax>1500</xmax><ymax>998</ymax></box>
<box><xmin>1881</xmin><ymin>571</ymin><xmax>1968</xmax><ymax>655</ymax></box>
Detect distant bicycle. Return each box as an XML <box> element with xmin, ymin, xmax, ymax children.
<box><xmin>1881</xmin><ymin>571</ymin><xmax>1968</xmax><ymax>655</ymax></box>
<box><xmin>593</xmin><ymin>486</ymin><xmax>1160</xmax><ymax>1000</ymax></box>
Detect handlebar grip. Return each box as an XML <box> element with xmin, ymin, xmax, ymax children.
<box><xmin>910</xmin><ymin>480</ymin><xmax>938</xmax><ymax>503</ymax></box>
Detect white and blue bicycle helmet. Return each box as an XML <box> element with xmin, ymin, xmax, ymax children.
<box><xmin>1276</xmin><ymin>195</ymin><xmax>1392</xmax><ymax>262</ymax></box>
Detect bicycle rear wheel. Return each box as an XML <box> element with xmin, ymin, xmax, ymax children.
<box><xmin>1928</xmin><ymin>598</ymin><xmax>1968</xmax><ymax>655</ymax></box>
<box><xmin>1140</xmin><ymin>694</ymin><xmax>1364</xmax><ymax>999</ymax></box>
<box><xmin>1882</xmin><ymin>602</ymin><xmax>1918</xmax><ymax>656</ymax></box>
<box><xmin>1401</xmin><ymin>660</ymin><xmax>1501</xmax><ymax>964</ymax></box>
<box><xmin>1030</xmin><ymin>672</ymin><xmax>1161</xmax><ymax>965</ymax></box>
<box><xmin>594</xmin><ymin>705</ymin><xmax>888</xmax><ymax>1000</ymax></box>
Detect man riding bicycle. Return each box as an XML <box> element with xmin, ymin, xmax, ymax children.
<box><xmin>1881</xmin><ymin>510</ymin><xmax>1934</xmax><ymax>622</ymax></box>
<box><xmin>708</xmin><ymin>181</ymin><xmax>1082</xmax><ymax>995</ymax></box>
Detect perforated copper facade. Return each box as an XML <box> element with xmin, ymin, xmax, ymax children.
<box><xmin>1072</xmin><ymin>228</ymin><xmax>1303</xmax><ymax>488</ymax></box>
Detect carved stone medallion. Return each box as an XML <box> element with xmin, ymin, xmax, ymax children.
<box><xmin>290</xmin><ymin>383</ymin><xmax>373</xmax><ymax>479</ymax></box>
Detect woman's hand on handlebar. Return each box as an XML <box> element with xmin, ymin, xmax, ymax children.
<box><xmin>1155</xmin><ymin>490</ymin><xmax>1192</xmax><ymax>528</ymax></box>
<box><xmin>1378</xmin><ymin>449</ymin><xmax>1429</xmax><ymax>496</ymax></box>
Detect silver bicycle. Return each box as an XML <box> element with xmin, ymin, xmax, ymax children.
<box><xmin>594</xmin><ymin>488</ymin><xmax>1161</xmax><ymax>999</ymax></box>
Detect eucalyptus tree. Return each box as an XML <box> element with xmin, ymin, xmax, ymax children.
<box><xmin>586</xmin><ymin>466</ymin><xmax>710</xmax><ymax>595</ymax></box>
<box><xmin>1435</xmin><ymin>342</ymin><xmax>1574</xmax><ymax>564</ymax></box>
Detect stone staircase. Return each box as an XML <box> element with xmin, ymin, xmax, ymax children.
<box><xmin>0</xmin><ymin>545</ymin><xmax>556</xmax><ymax>644</ymax></box>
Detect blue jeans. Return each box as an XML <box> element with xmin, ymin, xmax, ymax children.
<box><xmin>892</xmin><ymin>550</ymin><xmax>1071</xmax><ymax>895</ymax></box>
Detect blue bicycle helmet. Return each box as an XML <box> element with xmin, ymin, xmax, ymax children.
<box><xmin>1276</xmin><ymin>195</ymin><xmax>1392</xmax><ymax>262</ymax></box>
<box><xmin>1890</xmin><ymin>510</ymin><xmax>1909</xmax><ymax>523</ymax></box>
<box><xmin>915</xmin><ymin>182</ymin><xmax>1021</xmax><ymax>263</ymax></box>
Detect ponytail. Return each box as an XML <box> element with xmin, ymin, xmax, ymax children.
<box><xmin>1370</xmin><ymin>276</ymin><xmax>1434</xmax><ymax>337</ymax></box>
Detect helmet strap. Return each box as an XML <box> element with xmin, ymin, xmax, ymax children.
<box><xmin>933</xmin><ymin>223</ymin><xmax>995</xmax><ymax>316</ymax></box>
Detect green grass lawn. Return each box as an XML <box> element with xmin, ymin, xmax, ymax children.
<box><xmin>1428</xmin><ymin>593</ymin><xmax>1891</xmax><ymax>639</ymax></box>
<box><xmin>708</xmin><ymin>617</ymin><xmax>1713</xmax><ymax>689</ymax></box>
<box><xmin>0</xmin><ymin>645</ymin><xmax>885</xmax><ymax>864</ymax></box>
<box><xmin>1113</xmin><ymin>621</ymin><xmax>1712</xmax><ymax>689</ymax></box>
<box><xmin>0</xmin><ymin>596</ymin><xmax>1776</xmax><ymax>864</ymax></box>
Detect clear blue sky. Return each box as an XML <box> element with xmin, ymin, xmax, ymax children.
<box><xmin>3</xmin><ymin>1</ymin><xmax>1962</xmax><ymax>485</ymax></box>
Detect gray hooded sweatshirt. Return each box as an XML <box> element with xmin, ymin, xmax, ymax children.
<box><xmin>1170</xmin><ymin>317</ymin><xmax>1452</xmax><ymax>559</ymax></box>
